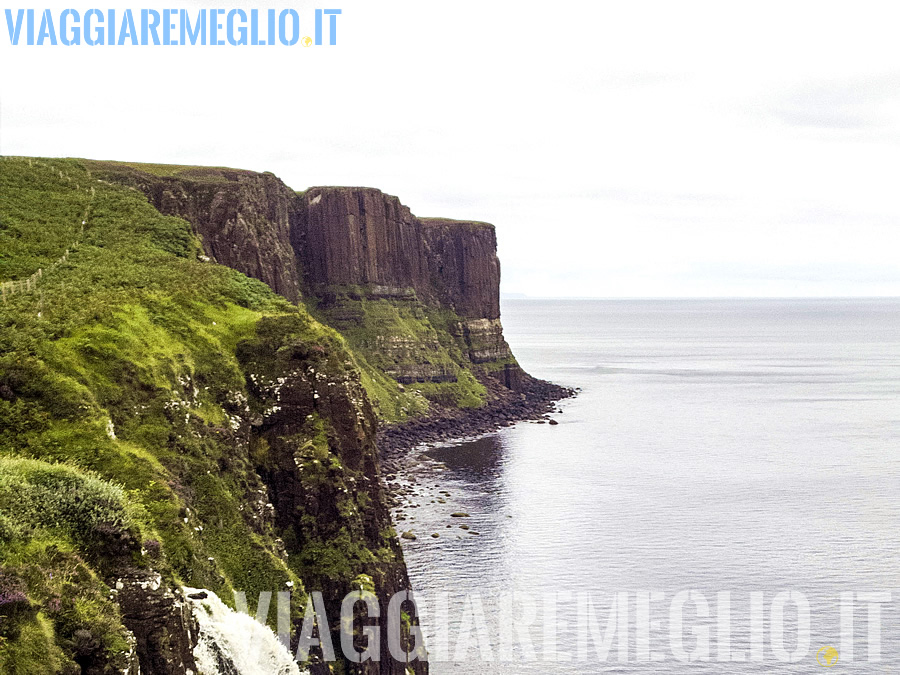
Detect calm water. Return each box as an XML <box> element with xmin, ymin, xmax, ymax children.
<box><xmin>394</xmin><ymin>299</ymin><xmax>900</xmax><ymax>673</ymax></box>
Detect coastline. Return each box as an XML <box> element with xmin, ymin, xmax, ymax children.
<box><xmin>377</xmin><ymin>375</ymin><xmax>577</xmax><ymax>474</ymax></box>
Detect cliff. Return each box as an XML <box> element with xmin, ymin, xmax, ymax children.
<box><xmin>295</xmin><ymin>189</ymin><xmax>514</xmax><ymax>389</ymax></box>
<box><xmin>0</xmin><ymin>158</ymin><xmax>425</xmax><ymax>675</ymax></box>
<box><xmin>86</xmin><ymin>165</ymin><xmax>525</xmax><ymax>419</ymax></box>
<box><xmin>89</xmin><ymin>163</ymin><xmax>305</xmax><ymax>302</ymax></box>
<box><xmin>296</xmin><ymin>189</ymin><xmax>500</xmax><ymax>320</ymax></box>
<box><xmin>0</xmin><ymin>156</ymin><xmax>566</xmax><ymax>674</ymax></box>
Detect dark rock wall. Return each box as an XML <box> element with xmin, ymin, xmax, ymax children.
<box><xmin>296</xmin><ymin>187</ymin><xmax>427</xmax><ymax>294</ymax></box>
<box><xmin>294</xmin><ymin>188</ymin><xmax>502</xmax><ymax>321</ymax></box>
<box><xmin>292</xmin><ymin>188</ymin><xmax>513</xmax><ymax>370</ymax></box>
<box><xmin>93</xmin><ymin>165</ymin><xmax>507</xmax><ymax>328</ymax></box>
<box><xmin>116</xmin><ymin>574</ymin><xmax>197</xmax><ymax>675</ymax></box>
<box><xmin>419</xmin><ymin>217</ymin><xmax>501</xmax><ymax>320</ymax></box>
<box><xmin>91</xmin><ymin>165</ymin><xmax>304</xmax><ymax>302</ymax></box>
<box><xmin>237</xmin><ymin>315</ymin><xmax>427</xmax><ymax>675</ymax></box>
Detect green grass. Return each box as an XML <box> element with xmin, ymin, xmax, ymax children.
<box><xmin>0</xmin><ymin>612</ymin><xmax>65</xmax><ymax>675</ymax></box>
<box><xmin>0</xmin><ymin>157</ymin><xmax>310</xmax><ymax>663</ymax></box>
<box><xmin>311</xmin><ymin>287</ymin><xmax>489</xmax><ymax>420</ymax></box>
<box><xmin>0</xmin><ymin>156</ymin><xmax>420</xmax><ymax>669</ymax></box>
<box><xmin>0</xmin><ymin>458</ymin><xmax>139</xmax><ymax>674</ymax></box>
<box><xmin>0</xmin><ymin>457</ymin><xmax>136</xmax><ymax>556</ymax></box>
<box><xmin>0</xmin><ymin>157</ymin><xmax>91</xmax><ymax>281</ymax></box>
<box><xmin>0</xmin><ymin>154</ymin><xmax>518</xmax><ymax>672</ymax></box>
<box><xmin>84</xmin><ymin>159</ymin><xmax>256</xmax><ymax>182</ymax></box>
<box><xmin>418</xmin><ymin>216</ymin><xmax>494</xmax><ymax>230</ymax></box>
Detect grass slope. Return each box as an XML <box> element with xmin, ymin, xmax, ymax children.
<box><xmin>0</xmin><ymin>157</ymin><xmax>388</xmax><ymax>672</ymax></box>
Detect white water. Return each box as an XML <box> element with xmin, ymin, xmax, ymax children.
<box><xmin>183</xmin><ymin>588</ymin><xmax>304</xmax><ymax>675</ymax></box>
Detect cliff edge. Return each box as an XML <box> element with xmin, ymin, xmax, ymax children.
<box><xmin>0</xmin><ymin>156</ymin><xmax>569</xmax><ymax>674</ymax></box>
<box><xmin>86</xmin><ymin>161</ymin><xmax>568</xmax><ymax>433</ymax></box>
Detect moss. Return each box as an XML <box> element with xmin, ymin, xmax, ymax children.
<box><xmin>187</xmin><ymin>471</ymin><xmax>307</xmax><ymax>624</ymax></box>
<box><xmin>410</xmin><ymin>368</ymin><xmax>486</xmax><ymax>409</ymax></box>
<box><xmin>288</xmin><ymin>528</ymin><xmax>380</xmax><ymax>583</ymax></box>
<box><xmin>479</xmin><ymin>355</ymin><xmax>519</xmax><ymax>373</ymax></box>
<box><xmin>347</xmin><ymin>349</ymin><xmax>429</xmax><ymax>424</ymax></box>
<box><xmin>418</xmin><ymin>216</ymin><xmax>494</xmax><ymax>230</ymax></box>
<box><xmin>350</xmin><ymin>574</ymin><xmax>375</xmax><ymax>594</ymax></box>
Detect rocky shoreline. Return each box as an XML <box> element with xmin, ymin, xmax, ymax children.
<box><xmin>377</xmin><ymin>374</ymin><xmax>576</xmax><ymax>473</ymax></box>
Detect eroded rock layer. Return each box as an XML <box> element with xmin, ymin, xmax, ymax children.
<box><xmin>90</xmin><ymin>165</ymin><xmax>520</xmax><ymax>395</ymax></box>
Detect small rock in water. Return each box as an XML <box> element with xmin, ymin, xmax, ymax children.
<box><xmin>450</xmin><ymin>512</ymin><xmax>470</xmax><ymax>518</ymax></box>
<box><xmin>459</xmin><ymin>524</ymin><xmax>470</xmax><ymax>530</ymax></box>
<box><xmin>431</xmin><ymin>533</ymin><xmax>440</xmax><ymax>538</ymax></box>
<box><xmin>401</xmin><ymin>531</ymin><xmax>417</xmax><ymax>540</ymax></box>
<box><xmin>548</xmin><ymin>419</ymin><xmax>559</xmax><ymax>426</ymax></box>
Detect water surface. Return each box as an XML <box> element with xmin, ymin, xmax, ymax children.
<box><xmin>395</xmin><ymin>299</ymin><xmax>900</xmax><ymax>673</ymax></box>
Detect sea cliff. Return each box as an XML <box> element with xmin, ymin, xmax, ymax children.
<box><xmin>0</xmin><ymin>156</ymin><xmax>568</xmax><ymax>674</ymax></box>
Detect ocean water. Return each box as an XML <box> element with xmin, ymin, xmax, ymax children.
<box><xmin>394</xmin><ymin>299</ymin><xmax>900</xmax><ymax>673</ymax></box>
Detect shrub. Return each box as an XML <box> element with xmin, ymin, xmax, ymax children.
<box><xmin>0</xmin><ymin>457</ymin><xmax>136</xmax><ymax>557</ymax></box>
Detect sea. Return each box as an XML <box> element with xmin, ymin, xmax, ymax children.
<box><xmin>393</xmin><ymin>298</ymin><xmax>900</xmax><ymax>673</ymax></box>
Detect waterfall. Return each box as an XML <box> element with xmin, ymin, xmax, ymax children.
<box><xmin>183</xmin><ymin>588</ymin><xmax>305</xmax><ymax>675</ymax></box>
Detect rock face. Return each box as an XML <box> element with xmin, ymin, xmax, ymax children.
<box><xmin>419</xmin><ymin>217</ymin><xmax>501</xmax><ymax>320</ymax></box>
<box><xmin>115</xmin><ymin>573</ymin><xmax>197</xmax><ymax>675</ymax></box>
<box><xmin>294</xmin><ymin>189</ymin><xmax>501</xmax><ymax>321</ymax></box>
<box><xmin>295</xmin><ymin>188</ymin><xmax>426</xmax><ymax>295</ymax></box>
<box><xmin>237</xmin><ymin>314</ymin><xmax>427</xmax><ymax>675</ymax></box>
<box><xmin>292</xmin><ymin>188</ymin><xmax>514</xmax><ymax>377</ymax></box>
<box><xmin>94</xmin><ymin>165</ymin><xmax>304</xmax><ymax>301</ymax></box>
<box><xmin>92</xmin><ymin>164</ymin><xmax>518</xmax><ymax>387</ymax></box>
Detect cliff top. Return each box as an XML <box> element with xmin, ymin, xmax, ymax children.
<box><xmin>419</xmin><ymin>216</ymin><xmax>495</xmax><ymax>230</ymax></box>
<box><xmin>305</xmin><ymin>185</ymin><xmax>390</xmax><ymax>193</ymax></box>
<box><xmin>81</xmin><ymin>159</ymin><xmax>263</xmax><ymax>183</ymax></box>
<box><xmin>49</xmin><ymin>162</ymin><xmax>499</xmax><ymax>235</ymax></box>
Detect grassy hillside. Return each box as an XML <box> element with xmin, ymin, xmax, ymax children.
<box><xmin>309</xmin><ymin>287</ymin><xmax>488</xmax><ymax>421</ymax></box>
<box><xmin>0</xmin><ymin>157</ymin><xmax>403</xmax><ymax>673</ymax></box>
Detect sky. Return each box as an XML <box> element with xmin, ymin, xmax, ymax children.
<box><xmin>2</xmin><ymin>1</ymin><xmax>899</xmax><ymax>297</ymax></box>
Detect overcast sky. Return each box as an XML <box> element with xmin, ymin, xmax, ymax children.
<box><xmin>3</xmin><ymin>1</ymin><xmax>899</xmax><ymax>297</ymax></box>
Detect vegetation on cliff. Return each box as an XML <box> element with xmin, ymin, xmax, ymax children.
<box><xmin>0</xmin><ymin>157</ymin><xmax>414</xmax><ymax>674</ymax></box>
<box><xmin>72</xmin><ymin>163</ymin><xmax>525</xmax><ymax>427</ymax></box>
<box><xmin>0</xmin><ymin>154</ymin><xmax>557</xmax><ymax>674</ymax></box>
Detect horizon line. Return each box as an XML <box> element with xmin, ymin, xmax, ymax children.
<box><xmin>500</xmin><ymin>295</ymin><xmax>900</xmax><ymax>300</ymax></box>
